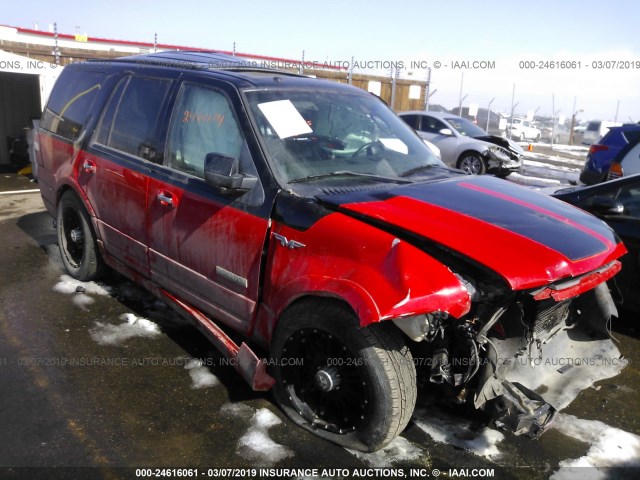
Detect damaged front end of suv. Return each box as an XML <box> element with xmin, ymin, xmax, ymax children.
<box><xmin>395</xmin><ymin>262</ymin><xmax>623</xmax><ymax>437</ymax></box>
<box><xmin>315</xmin><ymin>175</ymin><xmax>627</xmax><ymax>440</ymax></box>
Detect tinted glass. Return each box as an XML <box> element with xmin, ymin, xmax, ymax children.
<box><xmin>421</xmin><ymin>116</ymin><xmax>447</xmax><ymax>133</ymax></box>
<box><xmin>444</xmin><ymin>117</ymin><xmax>487</xmax><ymax>136</ymax></box>
<box><xmin>41</xmin><ymin>68</ymin><xmax>105</xmax><ymax>141</ymax></box>
<box><xmin>400</xmin><ymin>114</ymin><xmax>420</xmax><ymax>129</ymax></box>
<box><xmin>97</xmin><ymin>76</ymin><xmax>171</xmax><ymax>161</ymax></box>
<box><xmin>167</xmin><ymin>84</ymin><xmax>244</xmax><ymax>178</ymax></box>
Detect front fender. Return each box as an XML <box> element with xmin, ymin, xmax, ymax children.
<box><xmin>261</xmin><ymin>211</ymin><xmax>471</xmax><ymax>337</ymax></box>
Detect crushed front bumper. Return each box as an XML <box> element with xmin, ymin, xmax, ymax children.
<box><xmin>473</xmin><ymin>284</ymin><xmax>626</xmax><ymax>437</ymax></box>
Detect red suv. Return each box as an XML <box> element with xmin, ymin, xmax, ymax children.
<box><xmin>36</xmin><ymin>52</ymin><xmax>627</xmax><ymax>452</ymax></box>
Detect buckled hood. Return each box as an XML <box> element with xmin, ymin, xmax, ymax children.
<box><xmin>317</xmin><ymin>175</ymin><xmax>625</xmax><ymax>290</ymax></box>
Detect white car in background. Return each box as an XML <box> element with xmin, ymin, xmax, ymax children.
<box><xmin>508</xmin><ymin>118</ymin><xmax>541</xmax><ymax>141</ymax></box>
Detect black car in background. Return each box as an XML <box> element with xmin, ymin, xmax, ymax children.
<box><xmin>554</xmin><ymin>174</ymin><xmax>640</xmax><ymax>312</ymax></box>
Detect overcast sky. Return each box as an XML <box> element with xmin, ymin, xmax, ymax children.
<box><xmin>4</xmin><ymin>0</ymin><xmax>640</xmax><ymax>121</ymax></box>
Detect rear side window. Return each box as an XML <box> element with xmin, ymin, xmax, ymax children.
<box><xmin>400</xmin><ymin>114</ymin><xmax>420</xmax><ymax>130</ymax></box>
<box><xmin>41</xmin><ymin>68</ymin><xmax>105</xmax><ymax>141</ymax></box>
<box><xmin>96</xmin><ymin>76</ymin><xmax>171</xmax><ymax>162</ymax></box>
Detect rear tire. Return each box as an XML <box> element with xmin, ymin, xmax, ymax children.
<box><xmin>57</xmin><ymin>191</ymin><xmax>104</xmax><ymax>281</ymax></box>
<box><xmin>270</xmin><ymin>300</ymin><xmax>417</xmax><ymax>452</ymax></box>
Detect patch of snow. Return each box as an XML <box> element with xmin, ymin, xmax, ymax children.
<box><xmin>89</xmin><ymin>313</ymin><xmax>162</xmax><ymax>346</ymax></box>
<box><xmin>53</xmin><ymin>274</ymin><xmax>111</xmax><ymax>296</ymax></box>
<box><xmin>184</xmin><ymin>358</ymin><xmax>219</xmax><ymax>389</ymax></box>
<box><xmin>550</xmin><ymin>413</ymin><xmax>640</xmax><ymax>479</ymax></box>
<box><xmin>522</xmin><ymin>158</ymin><xmax>581</xmax><ymax>172</ymax></box>
<box><xmin>72</xmin><ymin>293</ymin><xmax>95</xmax><ymax>310</ymax></box>
<box><xmin>520</xmin><ymin>163</ymin><xmax>580</xmax><ymax>183</ymax></box>
<box><xmin>551</xmin><ymin>145</ymin><xmax>590</xmax><ymax>154</ymax></box>
<box><xmin>413</xmin><ymin>408</ymin><xmax>504</xmax><ymax>460</ymax></box>
<box><xmin>220</xmin><ymin>403</ymin><xmax>255</xmax><ymax>419</ymax></box>
<box><xmin>347</xmin><ymin>436</ymin><xmax>423</xmax><ymax>467</ymax></box>
<box><xmin>237</xmin><ymin>408</ymin><xmax>293</xmax><ymax>466</ymax></box>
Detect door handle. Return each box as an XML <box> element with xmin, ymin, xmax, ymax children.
<box><xmin>83</xmin><ymin>160</ymin><xmax>96</xmax><ymax>173</ymax></box>
<box><xmin>157</xmin><ymin>190</ymin><xmax>177</xmax><ymax>207</ymax></box>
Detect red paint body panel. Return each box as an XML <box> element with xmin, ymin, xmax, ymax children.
<box><xmin>162</xmin><ymin>290</ymin><xmax>275</xmax><ymax>391</ymax></box>
<box><xmin>342</xmin><ymin>197</ymin><xmax>626</xmax><ymax>290</ymax></box>
<box><xmin>77</xmin><ymin>151</ymin><xmax>150</xmax><ymax>275</ymax></box>
<box><xmin>146</xmin><ymin>177</ymin><xmax>269</xmax><ymax>334</ymax></box>
<box><xmin>260</xmin><ymin>212</ymin><xmax>472</xmax><ymax>333</ymax></box>
<box><xmin>532</xmin><ymin>261</ymin><xmax>622</xmax><ymax>301</ymax></box>
<box><xmin>36</xmin><ymin>132</ymin><xmax>84</xmax><ymax>216</ymax></box>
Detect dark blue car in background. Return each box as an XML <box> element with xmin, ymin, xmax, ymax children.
<box><xmin>580</xmin><ymin>124</ymin><xmax>640</xmax><ymax>185</ymax></box>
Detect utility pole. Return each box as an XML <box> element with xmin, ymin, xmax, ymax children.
<box><xmin>509</xmin><ymin>84</ymin><xmax>516</xmax><ymax>138</ymax></box>
<box><xmin>424</xmin><ymin>67</ymin><xmax>432</xmax><ymax>111</ymax></box>
<box><xmin>615</xmin><ymin>99</ymin><xmax>620</xmax><ymax>123</ymax></box>
<box><xmin>348</xmin><ymin>56</ymin><xmax>354</xmax><ymax>85</ymax></box>
<box><xmin>390</xmin><ymin>67</ymin><xmax>399</xmax><ymax>111</ymax></box>
<box><xmin>486</xmin><ymin>98</ymin><xmax>495</xmax><ymax>132</ymax></box>
<box><xmin>569</xmin><ymin>96</ymin><xmax>577</xmax><ymax>145</ymax></box>
<box><xmin>458</xmin><ymin>72</ymin><xmax>464</xmax><ymax>116</ymax></box>
<box><xmin>569</xmin><ymin>97</ymin><xmax>583</xmax><ymax>146</ymax></box>
<box><xmin>53</xmin><ymin>22</ymin><xmax>60</xmax><ymax>65</ymax></box>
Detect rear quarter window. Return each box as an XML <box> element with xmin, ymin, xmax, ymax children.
<box><xmin>95</xmin><ymin>75</ymin><xmax>172</xmax><ymax>162</ymax></box>
<box><xmin>41</xmin><ymin>67</ymin><xmax>106</xmax><ymax>141</ymax></box>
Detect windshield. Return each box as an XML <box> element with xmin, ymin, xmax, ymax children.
<box><xmin>244</xmin><ymin>87</ymin><xmax>443</xmax><ymax>184</ymax></box>
<box><xmin>444</xmin><ymin>117</ymin><xmax>488</xmax><ymax>137</ymax></box>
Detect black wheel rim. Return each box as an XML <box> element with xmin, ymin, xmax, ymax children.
<box><xmin>279</xmin><ymin>328</ymin><xmax>370</xmax><ymax>434</ymax></box>
<box><xmin>60</xmin><ymin>207</ymin><xmax>85</xmax><ymax>268</ymax></box>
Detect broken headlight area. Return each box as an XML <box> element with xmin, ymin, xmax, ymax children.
<box><xmin>401</xmin><ymin>280</ymin><xmax>626</xmax><ymax>438</ymax></box>
<box><xmin>483</xmin><ymin>146</ymin><xmax>521</xmax><ymax>172</ymax></box>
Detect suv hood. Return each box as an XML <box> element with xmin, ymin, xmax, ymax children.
<box><xmin>317</xmin><ymin>175</ymin><xmax>624</xmax><ymax>290</ymax></box>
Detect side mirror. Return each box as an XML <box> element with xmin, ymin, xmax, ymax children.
<box><xmin>438</xmin><ymin>128</ymin><xmax>453</xmax><ymax>136</ymax></box>
<box><xmin>587</xmin><ymin>195</ymin><xmax>624</xmax><ymax>216</ymax></box>
<box><xmin>204</xmin><ymin>153</ymin><xmax>257</xmax><ymax>194</ymax></box>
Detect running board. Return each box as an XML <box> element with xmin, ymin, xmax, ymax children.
<box><xmin>161</xmin><ymin>290</ymin><xmax>275</xmax><ymax>391</ymax></box>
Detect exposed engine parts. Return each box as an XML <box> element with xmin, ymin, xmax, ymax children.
<box><xmin>400</xmin><ymin>281</ymin><xmax>623</xmax><ymax>438</ymax></box>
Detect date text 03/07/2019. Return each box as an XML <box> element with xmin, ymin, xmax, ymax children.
<box><xmin>518</xmin><ymin>60</ymin><xmax>640</xmax><ymax>69</ymax></box>
<box><xmin>134</xmin><ymin>467</ymin><xmax>496</xmax><ymax>478</ymax></box>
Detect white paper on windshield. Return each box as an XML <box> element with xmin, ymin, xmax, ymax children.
<box><xmin>379</xmin><ymin>138</ymin><xmax>408</xmax><ymax>154</ymax></box>
<box><xmin>257</xmin><ymin>100</ymin><xmax>312</xmax><ymax>139</ymax></box>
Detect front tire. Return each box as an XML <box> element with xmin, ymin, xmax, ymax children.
<box><xmin>271</xmin><ymin>300</ymin><xmax>417</xmax><ymax>452</ymax></box>
<box><xmin>457</xmin><ymin>153</ymin><xmax>487</xmax><ymax>175</ymax></box>
<box><xmin>57</xmin><ymin>191</ymin><xmax>104</xmax><ymax>281</ymax></box>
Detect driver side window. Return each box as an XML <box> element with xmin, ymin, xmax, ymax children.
<box><xmin>167</xmin><ymin>84</ymin><xmax>243</xmax><ymax>178</ymax></box>
<box><xmin>421</xmin><ymin>117</ymin><xmax>447</xmax><ymax>134</ymax></box>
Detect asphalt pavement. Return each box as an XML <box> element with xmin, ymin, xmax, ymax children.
<box><xmin>0</xmin><ymin>172</ymin><xmax>639</xmax><ymax>480</ymax></box>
